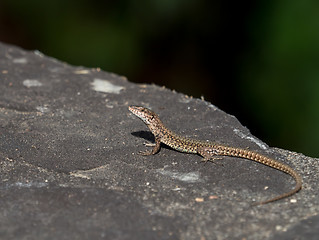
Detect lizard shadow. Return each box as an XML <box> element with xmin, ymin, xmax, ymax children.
<box><xmin>131</xmin><ymin>131</ymin><xmax>171</xmax><ymax>151</ymax></box>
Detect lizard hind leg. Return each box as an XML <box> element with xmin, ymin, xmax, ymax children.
<box><xmin>197</xmin><ymin>147</ymin><xmax>223</xmax><ymax>165</ymax></box>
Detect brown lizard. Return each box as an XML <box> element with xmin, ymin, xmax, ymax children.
<box><xmin>128</xmin><ymin>105</ymin><xmax>302</xmax><ymax>205</ymax></box>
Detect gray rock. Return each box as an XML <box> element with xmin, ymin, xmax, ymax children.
<box><xmin>0</xmin><ymin>42</ymin><xmax>318</xmax><ymax>240</ymax></box>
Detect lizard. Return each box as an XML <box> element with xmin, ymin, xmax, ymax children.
<box><xmin>128</xmin><ymin>105</ymin><xmax>302</xmax><ymax>205</ymax></box>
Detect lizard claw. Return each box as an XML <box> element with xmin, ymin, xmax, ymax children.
<box><xmin>138</xmin><ymin>150</ymin><xmax>153</xmax><ymax>156</ymax></box>
<box><xmin>200</xmin><ymin>157</ymin><xmax>224</xmax><ymax>166</ymax></box>
<box><xmin>143</xmin><ymin>142</ymin><xmax>156</xmax><ymax>147</ymax></box>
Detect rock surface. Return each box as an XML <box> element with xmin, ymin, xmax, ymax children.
<box><xmin>0</xmin><ymin>42</ymin><xmax>318</xmax><ymax>240</ymax></box>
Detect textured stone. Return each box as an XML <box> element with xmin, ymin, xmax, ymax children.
<box><xmin>0</xmin><ymin>42</ymin><xmax>318</xmax><ymax>240</ymax></box>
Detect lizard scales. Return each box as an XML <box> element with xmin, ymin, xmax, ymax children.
<box><xmin>128</xmin><ymin>106</ymin><xmax>302</xmax><ymax>205</ymax></box>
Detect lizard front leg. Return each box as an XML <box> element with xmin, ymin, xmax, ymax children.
<box><xmin>139</xmin><ymin>137</ymin><xmax>161</xmax><ymax>156</ymax></box>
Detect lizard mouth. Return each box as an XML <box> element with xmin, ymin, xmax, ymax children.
<box><xmin>128</xmin><ymin>106</ymin><xmax>151</xmax><ymax>124</ymax></box>
<box><xmin>128</xmin><ymin>106</ymin><xmax>142</xmax><ymax>116</ymax></box>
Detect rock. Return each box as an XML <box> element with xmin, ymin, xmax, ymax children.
<box><xmin>0</xmin><ymin>42</ymin><xmax>318</xmax><ymax>240</ymax></box>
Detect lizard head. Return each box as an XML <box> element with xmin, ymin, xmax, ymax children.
<box><xmin>128</xmin><ymin>106</ymin><xmax>161</xmax><ymax>126</ymax></box>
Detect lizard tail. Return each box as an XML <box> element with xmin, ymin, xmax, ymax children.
<box><xmin>223</xmin><ymin>147</ymin><xmax>302</xmax><ymax>205</ymax></box>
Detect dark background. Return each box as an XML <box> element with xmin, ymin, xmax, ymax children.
<box><xmin>0</xmin><ymin>0</ymin><xmax>318</xmax><ymax>157</ymax></box>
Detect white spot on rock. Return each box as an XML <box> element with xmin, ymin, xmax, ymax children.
<box><xmin>233</xmin><ymin>128</ymin><xmax>268</xmax><ymax>150</ymax></box>
<box><xmin>23</xmin><ymin>79</ymin><xmax>43</xmax><ymax>88</ymax></box>
<box><xmin>91</xmin><ymin>78</ymin><xmax>124</xmax><ymax>94</ymax></box>
<box><xmin>33</xmin><ymin>50</ymin><xmax>44</xmax><ymax>57</ymax></box>
<box><xmin>156</xmin><ymin>169</ymin><xmax>202</xmax><ymax>183</ymax></box>
<box><xmin>6</xmin><ymin>182</ymin><xmax>48</xmax><ymax>189</ymax></box>
<box><xmin>13</xmin><ymin>58</ymin><xmax>28</xmax><ymax>64</ymax></box>
<box><xmin>36</xmin><ymin>106</ymin><xmax>50</xmax><ymax>113</ymax></box>
<box><xmin>74</xmin><ymin>69</ymin><xmax>90</xmax><ymax>74</ymax></box>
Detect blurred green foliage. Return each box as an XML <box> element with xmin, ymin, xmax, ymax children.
<box><xmin>0</xmin><ymin>0</ymin><xmax>318</xmax><ymax>156</ymax></box>
<box><xmin>240</xmin><ymin>1</ymin><xmax>319</xmax><ymax>156</ymax></box>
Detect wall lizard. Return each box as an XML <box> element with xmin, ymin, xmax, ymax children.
<box><xmin>128</xmin><ymin>106</ymin><xmax>302</xmax><ymax>205</ymax></box>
